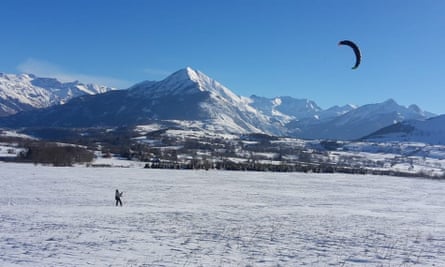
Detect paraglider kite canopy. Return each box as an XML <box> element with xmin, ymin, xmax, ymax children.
<box><xmin>338</xmin><ymin>40</ymin><xmax>361</xmax><ymax>70</ymax></box>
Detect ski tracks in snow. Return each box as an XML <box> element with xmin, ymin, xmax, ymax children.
<box><xmin>1</xmin><ymin>163</ymin><xmax>445</xmax><ymax>266</ymax></box>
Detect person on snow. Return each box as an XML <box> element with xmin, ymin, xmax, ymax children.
<box><xmin>115</xmin><ymin>189</ymin><xmax>123</xmax><ymax>206</ymax></box>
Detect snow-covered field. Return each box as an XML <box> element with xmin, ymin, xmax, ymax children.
<box><xmin>1</xmin><ymin>162</ymin><xmax>445</xmax><ymax>266</ymax></box>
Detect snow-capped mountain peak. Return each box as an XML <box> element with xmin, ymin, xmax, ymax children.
<box><xmin>130</xmin><ymin>67</ymin><xmax>205</xmax><ymax>95</ymax></box>
<box><xmin>131</xmin><ymin>67</ymin><xmax>248</xmax><ymax>107</ymax></box>
<box><xmin>161</xmin><ymin>67</ymin><xmax>201</xmax><ymax>88</ymax></box>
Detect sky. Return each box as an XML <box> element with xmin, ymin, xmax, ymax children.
<box><xmin>1</xmin><ymin>0</ymin><xmax>445</xmax><ymax>114</ymax></box>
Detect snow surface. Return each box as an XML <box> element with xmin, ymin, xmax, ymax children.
<box><xmin>0</xmin><ymin>129</ymin><xmax>35</xmax><ymax>139</ymax></box>
<box><xmin>0</xmin><ymin>145</ymin><xmax>23</xmax><ymax>157</ymax></box>
<box><xmin>1</xmin><ymin>162</ymin><xmax>445</xmax><ymax>266</ymax></box>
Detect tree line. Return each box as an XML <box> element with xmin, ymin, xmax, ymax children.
<box><xmin>17</xmin><ymin>141</ymin><xmax>94</xmax><ymax>166</ymax></box>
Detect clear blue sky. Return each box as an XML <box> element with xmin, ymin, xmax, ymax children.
<box><xmin>1</xmin><ymin>0</ymin><xmax>445</xmax><ymax>114</ymax></box>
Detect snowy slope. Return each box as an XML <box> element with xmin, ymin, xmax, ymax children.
<box><xmin>0</xmin><ymin>73</ymin><xmax>114</xmax><ymax>116</ymax></box>
<box><xmin>1</xmin><ymin>163</ymin><xmax>445</xmax><ymax>266</ymax></box>
<box><xmin>365</xmin><ymin>114</ymin><xmax>445</xmax><ymax>144</ymax></box>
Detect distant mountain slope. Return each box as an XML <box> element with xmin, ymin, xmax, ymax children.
<box><xmin>364</xmin><ymin>115</ymin><xmax>445</xmax><ymax>144</ymax></box>
<box><xmin>249</xmin><ymin>95</ymin><xmax>322</xmax><ymax>123</ymax></box>
<box><xmin>250</xmin><ymin>95</ymin><xmax>358</xmax><ymax>123</ymax></box>
<box><xmin>0</xmin><ymin>73</ymin><xmax>114</xmax><ymax>116</ymax></box>
<box><xmin>287</xmin><ymin>99</ymin><xmax>434</xmax><ymax>140</ymax></box>
<box><xmin>318</xmin><ymin>104</ymin><xmax>357</xmax><ymax>120</ymax></box>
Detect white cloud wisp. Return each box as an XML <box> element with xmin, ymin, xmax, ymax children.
<box><xmin>17</xmin><ymin>58</ymin><xmax>133</xmax><ymax>89</ymax></box>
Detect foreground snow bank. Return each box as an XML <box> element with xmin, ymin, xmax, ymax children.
<box><xmin>1</xmin><ymin>163</ymin><xmax>445</xmax><ymax>266</ymax></box>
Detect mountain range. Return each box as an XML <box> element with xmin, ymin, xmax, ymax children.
<box><xmin>286</xmin><ymin>99</ymin><xmax>436</xmax><ymax>140</ymax></box>
<box><xmin>0</xmin><ymin>67</ymin><xmax>440</xmax><ymax>142</ymax></box>
<box><xmin>0</xmin><ymin>73</ymin><xmax>114</xmax><ymax>116</ymax></box>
